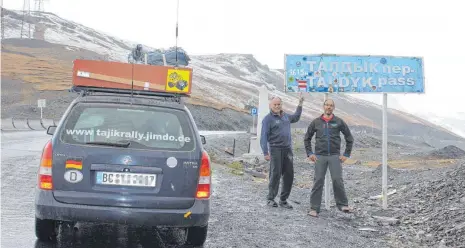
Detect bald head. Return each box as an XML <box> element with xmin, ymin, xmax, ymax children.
<box><xmin>324</xmin><ymin>99</ymin><xmax>335</xmax><ymax>107</ymax></box>
<box><xmin>323</xmin><ymin>98</ymin><xmax>335</xmax><ymax>116</ymax></box>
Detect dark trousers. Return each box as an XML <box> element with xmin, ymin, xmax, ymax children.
<box><xmin>310</xmin><ymin>155</ymin><xmax>348</xmax><ymax>212</ymax></box>
<box><xmin>267</xmin><ymin>147</ymin><xmax>294</xmax><ymax>202</ymax></box>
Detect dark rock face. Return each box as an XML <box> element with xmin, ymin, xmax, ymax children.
<box><xmin>428</xmin><ymin>145</ymin><xmax>465</xmax><ymax>159</ymax></box>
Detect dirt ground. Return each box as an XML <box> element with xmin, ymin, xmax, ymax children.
<box><xmin>203</xmin><ymin>130</ymin><xmax>465</xmax><ymax>248</ymax></box>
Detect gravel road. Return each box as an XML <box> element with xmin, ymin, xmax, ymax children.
<box><xmin>2</xmin><ymin>78</ymin><xmax>464</xmax><ymax>248</ymax></box>
<box><xmin>2</xmin><ymin>130</ymin><xmax>394</xmax><ymax>248</ymax></box>
<box><xmin>202</xmin><ymin>131</ymin><xmax>465</xmax><ymax>248</ymax></box>
<box><xmin>206</xmin><ymin>163</ymin><xmax>389</xmax><ymax>248</ymax></box>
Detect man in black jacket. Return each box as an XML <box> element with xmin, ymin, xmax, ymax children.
<box><xmin>304</xmin><ymin>98</ymin><xmax>354</xmax><ymax>217</ymax></box>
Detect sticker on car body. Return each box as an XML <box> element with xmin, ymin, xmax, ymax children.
<box><xmin>64</xmin><ymin>170</ymin><xmax>84</xmax><ymax>183</ymax></box>
<box><xmin>167</xmin><ymin>157</ymin><xmax>178</xmax><ymax>168</ymax></box>
<box><xmin>65</xmin><ymin>159</ymin><xmax>83</xmax><ymax>170</ymax></box>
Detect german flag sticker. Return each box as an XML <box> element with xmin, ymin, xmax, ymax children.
<box><xmin>66</xmin><ymin>159</ymin><xmax>83</xmax><ymax>170</ymax></box>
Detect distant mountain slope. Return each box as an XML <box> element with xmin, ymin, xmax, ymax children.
<box><xmin>2</xmin><ymin>7</ymin><xmax>464</xmax><ymax>143</ymax></box>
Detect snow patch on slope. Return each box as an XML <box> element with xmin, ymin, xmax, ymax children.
<box><xmin>3</xmin><ymin>9</ymin><xmax>151</xmax><ymax>62</ymax></box>
<box><xmin>3</xmin><ymin>8</ymin><xmax>464</xmax><ymax>139</ymax></box>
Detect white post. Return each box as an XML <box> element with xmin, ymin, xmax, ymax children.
<box><xmin>247</xmin><ymin>85</ymin><xmax>269</xmax><ymax>155</ymax></box>
<box><xmin>382</xmin><ymin>93</ymin><xmax>388</xmax><ymax>209</ymax></box>
<box><xmin>38</xmin><ymin>99</ymin><xmax>45</xmax><ymax>119</ymax></box>
<box><xmin>256</xmin><ymin>85</ymin><xmax>269</xmax><ymax>143</ymax></box>
<box><xmin>324</xmin><ymin>93</ymin><xmax>331</xmax><ymax>210</ymax></box>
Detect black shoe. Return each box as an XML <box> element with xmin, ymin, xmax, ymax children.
<box><xmin>267</xmin><ymin>200</ymin><xmax>278</xmax><ymax>207</ymax></box>
<box><xmin>279</xmin><ymin>201</ymin><xmax>293</xmax><ymax>209</ymax></box>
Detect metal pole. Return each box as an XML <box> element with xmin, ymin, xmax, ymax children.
<box><xmin>324</xmin><ymin>93</ymin><xmax>331</xmax><ymax>210</ymax></box>
<box><xmin>252</xmin><ymin>115</ymin><xmax>255</xmax><ymax>133</ymax></box>
<box><xmin>40</xmin><ymin>107</ymin><xmax>43</xmax><ymax>119</ymax></box>
<box><xmin>1</xmin><ymin>0</ymin><xmax>5</xmax><ymax>40</ymax></box>
<box><xmin>382</xmin><ymin>93</ymin><xmax>388</xmax><ymax>209</ymax></box>
<box><xmin>232</xmin><ymin>138</ymin><xmax>236</xmax><ymax>157</ymax></box>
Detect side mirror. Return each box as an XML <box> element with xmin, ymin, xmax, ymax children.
<box><xmin>47</xmin><ymin>125</ymin><xmax>57</xmax><ymax>135</ymax></box>
<box><xmin>200</xmin><ymin>135</ymin><xmax>206</xmax><ymax>145</ymax></box>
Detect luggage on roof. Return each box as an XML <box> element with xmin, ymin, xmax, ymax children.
<box><xmin>128</xmin><ymin>44</ymin><xmax>190</xmax><ymax>66</ymax></box>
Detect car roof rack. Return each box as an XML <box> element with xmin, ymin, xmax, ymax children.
<box><xmin>69</xmin><ymin>86</ymin><xmax>189</xmax><ymax>103</ymax></box>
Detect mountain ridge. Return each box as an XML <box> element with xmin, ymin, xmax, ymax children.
<box><xmin>1</xmin><ymin>7</ymin><xmax>464</xmax><ymax>144</ymax></box>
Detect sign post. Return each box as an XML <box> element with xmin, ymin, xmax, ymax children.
<box><xmin>251</xmin><ymin>107</ymin><xmax>258</xmax><ymax>133</ymax></box>
<box><xmin>324</xmin><ymin>92</ymin><xmax>331</xmax><ymax>210</ymax></box>
<box><xmin>37</xmin><ymin>99</ymin><xmax>46</xmax><ymax>119</ymax></box>
<box><xmin>284</xmin><ymin>54</ymin><xmax>425</xmax><ymax>210</ymax></box>
<box><xmin>382</xmin><ymin>92</ymin><xmax>388</xmax><ymax>209</ymax></box>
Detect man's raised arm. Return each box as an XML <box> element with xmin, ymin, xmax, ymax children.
<box><xmin>288</xmin><ymin>105</ymin><xmax>302</xmax><ymax>123</ymax></box>
<box><xmin>289</xmin><ymin>93</ymin><xmax>304</xmax><ymax>123</ymax></box>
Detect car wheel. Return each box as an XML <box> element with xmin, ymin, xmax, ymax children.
<box><xmin>35</xmin><ymin>218</ymin><xmax>57</xmax><ymax>242</ymax></box>
<box><xmin>185</xmin><ymin>224</ymin><xmax>208</xmax><ymax>246</ymax></box>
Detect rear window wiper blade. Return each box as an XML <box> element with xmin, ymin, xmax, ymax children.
<box><xmin>85</xmin><ymin>141</ymin><xmax>131</xmax><ymax>148</ymax></box>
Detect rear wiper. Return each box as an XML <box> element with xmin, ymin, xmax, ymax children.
<box><xmin>85</xmin><ymin>141</ymin><xmax>131</xmax><ymax>148</ymax></box>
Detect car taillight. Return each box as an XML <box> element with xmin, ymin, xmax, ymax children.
<box><xmin>38</xmin><ymin>140</ymin><xmax>53</xmax><ymax>190</ymax></box>
<box><xmin>196</xmin><ymin>150</ymin><xmax>211</xmax><ymax>199</ymax></box>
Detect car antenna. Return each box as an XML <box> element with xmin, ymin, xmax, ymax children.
<box><xmin>131</xmin><ymin>61</ymin><xmax>134</xmax><ymax>101</ymax></box>
<box><xmin>175</xmin><ymin>0</ymin><xmax>179</xmax><ymax>67</ymax></box>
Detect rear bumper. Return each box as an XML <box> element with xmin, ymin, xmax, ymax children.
<box><xmin>35</xmin><ymin>188</ymin><xmax>210</xmax><ymax>228</ymax></box>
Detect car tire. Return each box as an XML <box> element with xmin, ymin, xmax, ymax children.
<box><xmin>35</xmin><ymin>217</ymin><xmax>57</xmax><ymax>242</ymax></box>
<box><xmin>185</xmin><ymin>224</ymin><xmax>208</xmax><ymax>246</ymax></box>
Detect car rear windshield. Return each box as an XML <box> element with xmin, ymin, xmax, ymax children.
<box><xmin>59</xmin><ymin>102</ymin><xmax>196</xmax><ymax>151</ymax></box>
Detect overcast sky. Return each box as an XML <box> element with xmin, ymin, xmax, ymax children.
<box><xmin>3</xmin><ymin>0</ymin><xmax>464</xmax><ymax>117</ymax></box>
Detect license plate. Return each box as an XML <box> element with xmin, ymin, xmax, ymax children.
<box><xmin>96</xmin><ymin>172</ymin><xmax>156</xmax><ymax>187</ymax></box>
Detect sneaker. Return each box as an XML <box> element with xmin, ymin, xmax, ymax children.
<box><xmin>279</xmin><ymin>201</ymin><xmax>293</xmax><ymax>209</ymax></box>
<box><xmin>267</xmin><ymin>200</ymin><xmax>278</xmax><ymax>207</ymax></box>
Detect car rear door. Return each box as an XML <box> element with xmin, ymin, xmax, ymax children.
<box><xmin>51</xmin><ymin>102</ymin><xmax>202</xmax><ymax>209</ymax></box>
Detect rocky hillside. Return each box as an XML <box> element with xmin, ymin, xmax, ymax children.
<box><xmin>1</xmin><ymin>8</ymin><xmax>464</xmax><ymax>148</ymax></box>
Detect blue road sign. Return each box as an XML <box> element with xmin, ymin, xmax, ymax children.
<box><xmin>251</xmin><ymin>108</ymin><xmax>257</xmax><ymax>116</ymax></box>
<box><xmin>284</xmin><ymin>54</ymin><xmax>425</xmax><ymax>94</ymax></box>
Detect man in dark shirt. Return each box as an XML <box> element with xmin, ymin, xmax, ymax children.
<box><xmin>304</xmin><ymin>98</ymin><xmax>354</xmax><ymax>217</ymax></box>
<box><xmin>260</xmin><ymin>93</ymin><xmax>304</xmax><ymax>209</ymax></box>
